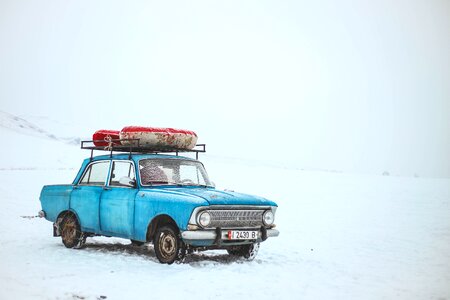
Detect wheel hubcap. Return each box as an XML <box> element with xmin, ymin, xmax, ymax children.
<box><xmin>159</xmin><ymin>232</ymin><xmax>176</xmax><ymax>259</ymax></box>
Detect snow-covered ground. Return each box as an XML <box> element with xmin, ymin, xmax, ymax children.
<box><xmin>0</xmin><ymin>113</ymin><xmax>449</xmax><ymax>299</ymax></box>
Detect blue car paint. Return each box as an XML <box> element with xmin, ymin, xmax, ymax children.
<box><xmin>40</xmin><ymin>185</ymin><xmax>72</xmax><ymax>222</ymax></box>
<box><xmin>133</xmin><ymin>189</ymin><xmax>210</xmax><ymax>241</ymax></box>
<box><xmin>70</xmin><ymin>185</ymin><xmax>102</xmax><ymax>233</ymax></box>
<box><xmin>40</xmin><ymin>153</ymin><xmax>277</xmax><ymax>243</ymax></box>
<box><xmin>169</xmin><ymin>187</ymin><xmax>278</xmax><ymax>206</ymax></box>
<box><xmin>100</xmin><ymin>187</ymin><xmax>137</xmax><ymax>237</ymax></box>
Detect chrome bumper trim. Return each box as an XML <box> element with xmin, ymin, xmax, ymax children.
<box><xmin>267</xmin><ymin>229</ymin><xmax>280</xmax><ymax>238</ymax></box>
<box><xmin>181</xmin><ymin>229</ymin><xmax>279</xmax><ymax>240</ymax></box>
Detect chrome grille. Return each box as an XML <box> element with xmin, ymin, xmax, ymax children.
<box><xmin>207</xmin><ymin>210</ymin><xmax>264</xmax><ymax>228</ymax></box>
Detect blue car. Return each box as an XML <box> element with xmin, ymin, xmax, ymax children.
<box><xmin>39</xmin><ymin>144</ymin><xmax>279</xmax><ymax>264</ymax></box>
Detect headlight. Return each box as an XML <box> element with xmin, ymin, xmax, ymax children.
<box><xmin>263</xmin><ymin>210</ymin><xmax>274</xmax><ymax>226</ymax></box>
<box><xmin>198</xmin><ymin>211</ymin><xmax>211</xmax><ymax>227</ymax></box>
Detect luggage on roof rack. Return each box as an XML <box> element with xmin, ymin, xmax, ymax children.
<box><xmin>85</xmin><ymin>126</ymin><xmax>202</xmax><ymax>159</ymax></box>
<box><xmin>120</xmin><ymin>126</ymin><xmax>198</xmax><ymax>150</ymax></box>
<box><xmin>92</xmin><ymin>126</ymin><xmax>198</xmax><ymax>150</ymax></box>
<box><xmin>92</xmin><ymin>130</ymin><xmax>121</xmax><ymax>147</ymax></box>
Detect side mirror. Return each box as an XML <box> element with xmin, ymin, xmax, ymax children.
<box><xmin>119</xmin><ymin>176</ymin><xmax>136</xmax><ymax>188</ymax></box>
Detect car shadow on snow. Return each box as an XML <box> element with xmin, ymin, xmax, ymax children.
<box><xmin>82</xmin><ymin>240</ymin><xmax>255</xmax><ymax>266</ymax></box>
<box><xmin>83</xmin><ymin>240</ymin><xmax>159</xmax><ymax>261</ymax></box>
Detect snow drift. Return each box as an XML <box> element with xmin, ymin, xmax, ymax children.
<box><xmin>0</xmin><ymin>112</ymin><xmax>449</xmax><ymax>300</ymax></box>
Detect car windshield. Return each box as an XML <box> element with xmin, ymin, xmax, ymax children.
<box><xmin>139</xmin><ymin>158</ymin><xmax>212</xmax><ymax>187</ymax></box>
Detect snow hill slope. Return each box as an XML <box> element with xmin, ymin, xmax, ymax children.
<box><xmin>0</xmin><ymin>113</ymin><xmax>449</xmax><ymax>300</ymax></box>
<box><xmin>0</xmin><ymin>111</ymin><xmax>84</xmax><ymax>170</ymax></box>
<box><xmin>0</xmin><ymin>110</ymin><xmax>80</xmax><ymax>145</ymax></box>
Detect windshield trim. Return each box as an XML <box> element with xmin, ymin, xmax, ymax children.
<box><xmin>137</xmin><ymin>157</ymin><xmax>212</xmax><ymax>188</ymax></box>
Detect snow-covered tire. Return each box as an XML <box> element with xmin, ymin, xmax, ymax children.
<box><xmin>227</xmin><ymin>243</ymin><xmax>260</xmax><ymax>260</ymax></box>
<box><xmin>153</xmin><ymin>225</ymin><xmax>185</xmax><ymax>264</ymax></box>
<box><xmin>60</xmin><ymin>214</ymin><xmax>86</xmax><ymax>249</ymax></box>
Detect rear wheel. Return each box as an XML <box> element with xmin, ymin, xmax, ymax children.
<box><xmin>60</xmin><ymin>214</ymin><xmax>86</xmax><ymax>249</ymax></box>
<box><xmin>154</xmin><ymin>225</ymin><xmax>185</xmax><ymax>264</ymax></box>
<box><xmin>227</xmin><ymin>243</ymin><xmax>260</xmax><ymax>260</ymax></box>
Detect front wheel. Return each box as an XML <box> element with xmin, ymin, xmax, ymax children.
<box><xmin>60</xmin><ymin>214</ymin><xmax>86</xmax><ymax>249</ymax></box>
<box><xmin>227</xmin><ymin>243</ymin><xmax>260</xmax><ymax>260</ymax></box>
<box><xmin>154</xmin><ymin>225</ymin><xmax>185</xmax><ymax>264</ymax></box>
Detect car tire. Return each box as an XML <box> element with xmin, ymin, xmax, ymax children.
<box><xmin>60</xmin><ymin>213</ymin><xmax>86</xmax><ymax>249</ymax></box>
<box><xmin>227</xmin><ymin>243</ymin><xmax>260</xmax><ymax>260</ymax></box>
<box><xmin>154</xmin><ymin>225</ymin><xmax>185</xmax><ymax>264</ymax></box>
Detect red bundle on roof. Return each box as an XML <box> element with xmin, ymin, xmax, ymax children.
<box><xmin>92</xmin><ymin>130</ymin><xmax>121</xmax><ymax>147</ymax></box>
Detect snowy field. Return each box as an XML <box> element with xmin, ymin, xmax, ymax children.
<box><xmin>0</xmin><ymin>122</ymin><xmax>449</xmax><ymax>299</ymax></box>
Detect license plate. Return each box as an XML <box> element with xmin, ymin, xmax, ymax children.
<box><xmin>227</xmin><ymin>230</ymin><xmax>258</xmax><ymax>240</ymax></box>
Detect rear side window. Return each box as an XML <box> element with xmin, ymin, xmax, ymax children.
<box><xmin>79</xmin><ymin>161</ymin><xmax>110</xmax><ymax>186</ymax></box>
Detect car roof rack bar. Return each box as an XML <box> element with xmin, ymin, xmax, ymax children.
<box><xmin>80</xmin><ymin>139</ymin><xmax>206</xmax><ymax>158</ymax></box>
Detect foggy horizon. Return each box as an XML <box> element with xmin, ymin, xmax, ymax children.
<box><xmin>1</xmin><ymin>0</ymin><xmax>449</xmax><ymax>177</ymax></box>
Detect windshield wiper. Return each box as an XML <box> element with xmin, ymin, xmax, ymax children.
<box><xmin>173</xmin><ymin>183</ymin><xmax>211</xmax><ymax>188</ymax></box>
<box><xmin>189</xmin><ymin>184</ymin><xmax>210</xmax><ymax>188</ymax></box>
<box><xmin>145</xmin><ymin>181</ymin><xmax>178</xmax><ymax>186</ymax></box>
<box><xmin>146</xmin><ymin>181</ymin><xmax>211</xmax><ymax>188</ymax></box>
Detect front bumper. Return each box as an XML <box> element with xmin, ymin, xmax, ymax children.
<box><xmin>181</xmin><ymin>227</ymin><xmax>280</xmax><ymax>247</ymax></box>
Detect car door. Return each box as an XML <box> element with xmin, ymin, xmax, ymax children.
<box><xmin>99</xmin><ymin>160</ymin><xmax>137</xmax><ymax>237</ymax></box>
<box><xmin>70</xmin><ymin>160</ymin><xmax>111</xmax><ymax>233</ymax></box>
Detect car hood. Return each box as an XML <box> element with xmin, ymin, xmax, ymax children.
<box><xmin>167</xmin><ymin>187</ymin><xmax>277</xmax><ymax>206</ymax></box>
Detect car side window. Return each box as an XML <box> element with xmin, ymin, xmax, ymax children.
<box><xmin>79</xmin><ymin>161</ymin><xmax>110</xmax><ymax>186</ymax></box>
<box><xmin>110</xmin><ymin>161</ymin><xmax>136</xmax><ymax>187</ymax></box>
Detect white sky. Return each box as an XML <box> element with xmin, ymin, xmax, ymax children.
<box><xmin>1</xmin><ymin>0</ymin><xmax>449</xmax><ymax>177</ymax></box>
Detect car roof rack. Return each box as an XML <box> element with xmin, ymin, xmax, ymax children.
<box><xmin>81</xmin><ymin>138</ymin><xmax>206</xmax><ymax>160</ymax></box>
